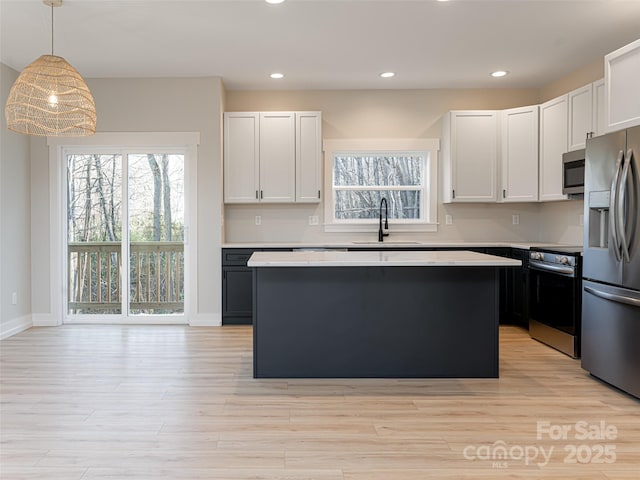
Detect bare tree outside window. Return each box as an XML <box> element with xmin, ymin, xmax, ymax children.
<box><xmin>333</xmin><ymin>153</ymin><xmax>425</xmax><ymax>220</ymax></box>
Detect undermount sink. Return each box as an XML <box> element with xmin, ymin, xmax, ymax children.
<box><xmin>351</xmin><ymin>241</ymin><xmax>422</xmax><ymax>245</ymax></box>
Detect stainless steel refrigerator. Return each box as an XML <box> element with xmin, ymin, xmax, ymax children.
<box><xmin>583</xmin><ymin>125</ymin><xmax>640</xmax><ymax>399</ymax></box>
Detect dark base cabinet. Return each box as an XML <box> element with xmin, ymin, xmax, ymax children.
<box><xmin>489</xmin><ymin>247</ymin><xmax>529</xmax><ymax>328</ymax></box>
<box><xmin>223</xmin><ymin>267</ymin><xmax>253</xmax><ymax>324</ymax></box>
<box><xmin>502</xmin><ymin>248</ymin><xmax>529</xmax><ymax>328</ymax></box>
<box><xmin>222</xmin><ymin>249</ymin><xmax>257</xmax><ymax>325</ymax></box>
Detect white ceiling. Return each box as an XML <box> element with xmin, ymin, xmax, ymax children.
<box><xmin>1</xmin><ymin>0</ymin><xmax>640</xmax><ymax>91</ymax></box>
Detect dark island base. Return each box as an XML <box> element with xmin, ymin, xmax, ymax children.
<box><xmin>253</xmin><ymin>266</ymin><xmax>499</xmax><ymax>378</ymax></box>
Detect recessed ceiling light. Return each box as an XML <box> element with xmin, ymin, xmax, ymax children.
<box><xmin>270</xmin><ymin>73</ymin><xmax>284</xmax><ymax>79</ymax></box>
<box><xmin>491</xmin><ymin>70</ymin><xmax>509</xmax><ymax>78</ymax></box>
<box><xmin>265</xmin><ymin>0</ymin><xmax>286</xmax><ymax>4</ymax></box>
<box><xmin>380</xmin><ymin>72</ymin><xmax>395</xmax><ymax>78</ymax></box>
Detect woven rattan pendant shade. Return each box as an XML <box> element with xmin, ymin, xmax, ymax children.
<box><xmin>5</xmin><ymin>54</ymin><xmax>96</xmax><ymax>136</ymax></box>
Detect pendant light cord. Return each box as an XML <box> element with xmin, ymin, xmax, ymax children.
<box><xmin>51</xmin><ymin>2</ymin><xmax>54</xmax><ymax>55</ymax></box>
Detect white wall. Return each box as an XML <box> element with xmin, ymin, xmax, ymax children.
<box><xmin>29</xmin><ymin>77</ymin><xmax>224</xmax><ymax>326</ymax></box>
<box><xmin>0</xmin><ymin>63</ymin><xmax>32</xmax><ymax>338</ymax></box>
<box><xmin>224</xmin><ymin>88</ymin><xmax>557</xmax><ymax>244</ymax></box>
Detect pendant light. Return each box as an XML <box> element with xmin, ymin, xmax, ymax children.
<box><xmin>4</xmin><ymin>0</ymin><xmax>96</xmax><ymax>137</ymax></box>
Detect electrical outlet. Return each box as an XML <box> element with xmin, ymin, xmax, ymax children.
<box><xmin>445</xmin><ymin>214</ymin><xmax>453</xmax><ymax>225</ymax></box>
<box><xmin>255</xmin><ymin>215</ymin><xmax>262</xmax><ymax>226</ymax></box>
<box><xmin>579</xmin><ymin>214</ymin><xmax>584</xmax><ymax>226</ymax></box>
<box><xmin>512</xmin><ymin>214</ymin><xmax>520</xmax><ymax>225</ymax></box>
<box><xmin>308</xmin><ymin>215</ymin><xmax>319</xmax><ymax>226</ymax></box>
<box><xmin>12</xmin><ymin>292</ymin><xmax>17</xmax><ymax>305</ymax></box>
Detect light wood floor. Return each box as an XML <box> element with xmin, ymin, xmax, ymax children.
<box><xmin>1</xmin><ymin>325</ymin><xmax>638</xmax><ymax>480</ymax></box>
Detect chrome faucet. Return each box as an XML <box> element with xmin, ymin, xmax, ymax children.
<box><xmin>378</xmin><ymin>197</ymin><xmax>389</xmax><ymax>242</ymax></box>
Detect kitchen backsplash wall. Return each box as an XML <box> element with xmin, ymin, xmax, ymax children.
<box><xmin>224</xmin><ymin>200</ymin><xmax>584</xmax><ymax>245</ymax></box>
<box><xmin>537</xmin><ymin>199</ymin><xmax>584</xmax><ymax>245</ymax></box>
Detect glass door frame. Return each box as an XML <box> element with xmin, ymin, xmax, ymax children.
<box><xmin>47</xmin><ymin>133</ymin><xmax>199</xmax><ymax>325</ymax></box>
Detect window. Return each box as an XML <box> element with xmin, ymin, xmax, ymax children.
<box><xmin>324</xmin><ymin>139</ymin><xmax>439</xmax><ymax>232</ymax></box>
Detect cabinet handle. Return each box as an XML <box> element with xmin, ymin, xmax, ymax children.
<box><xmin>452</xmin><ymin>189</ymin><xmax>456</xmax><ymax>199</ymax></box>
<box><xmin>503</xmin><ymin>189</ymin><xmax>506</xmax><ymax>199</ymax></box>
<box><xmin>318</xmin><ymin>190</ymin><xmax>321</xmax><ymax>199</ymax></box>
<box><xmin>255</xmin><ymin>190</ymin><xmax>258</xmax><ymax>200</ymax></box>
<box><xmin>260</xmin><ymin>190</ymin><xmax>263</xmax><ymax>199</ymax></box>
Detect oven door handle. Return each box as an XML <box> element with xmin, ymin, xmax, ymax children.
<box><xmin>528</xmin><ymin>260</ymin><xmax>575</xmax><ymax>276</ymax></box>
<box><xmin>584</xmin><ymin>286</ymin><xmax>640</xmax><ymax>308</ymax></box>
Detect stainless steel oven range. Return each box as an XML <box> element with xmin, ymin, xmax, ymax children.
<box><xmin>528</xmin><ymin>246</ymin><xmax>583</xmax><ymax>358</ymax></box>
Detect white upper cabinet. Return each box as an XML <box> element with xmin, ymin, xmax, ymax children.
<box><xmin>567</xmin><ymin>80</ymin><xmax>606</xmax><ymax>150</ymax></box>
<box><xmin>442</xmin><ymin>111</ymin><xmax>498</xmax><ymax>203</ymax></box>
<box><xmin>295</xmin><ymin>112</ymin><xmax>323</xmax><ymax>203</ymax></box>
<box><xmin>539</xmin><ymin>95</ymin><xmax>568</xmax><ymax>202</ymax></box>
<box><xmin>259</xmin><ymin>112</ymin><xmax>296</xmax><ymax>203</ymax></box>
<box><xmin>605</xmin><ymin>38</ymin><xmax>640</xmax><ymax>132</ymax></box>
<box><xmin>223</xmin><ymin>112</ymin><xmax>260</xmax><ymax>203</ymax></box>
<box><xmin>224</xmin><ymin>111</ymin><xmax>322</xmax><ymax>204</ymax></box>
<box><xmin>568</xmin><ymin>84</ymin><xmax>593</xmax><ymax>151</ymax></box>
<box><xmin>500</xmin><ymin>105</ymin><xmax>539</xmax><ymax>202</ymax></box>
<box><xmin>592</xmin><ymin>78</ymin><xmax>606</xmax><ymax>137</ymax></box>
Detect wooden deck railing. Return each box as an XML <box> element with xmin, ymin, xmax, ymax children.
<box><xmin>68</xmin><ymin>241</ymin><xmax>184</xmax><ymax>314</ymax></box>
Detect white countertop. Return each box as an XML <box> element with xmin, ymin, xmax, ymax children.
<box><xmin>225</xmin><ymin>241</ymin><xmax>579</xmax><ymax>250</ymax></box>
<box><xmin>247</xmin><ymin>250</ymin><xmax>522</xmax><ymax>267</ymax></box>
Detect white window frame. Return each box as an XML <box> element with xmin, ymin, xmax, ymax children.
<box><xmin>47</xmin><ymin>132</ymin><xmax>199</xmax><ymax>325</ymax></box>
<box><xmin>323</xmin><ymin>138</ymin><xmax>439</xmax><ymax>233</ymax></box>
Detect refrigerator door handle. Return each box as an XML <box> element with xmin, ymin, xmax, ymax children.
<box><xmin>618</xmin><ymin>150</ymin><xmax>631</xmax><ymax>262</ymax></box>
<box><xmin>618</xmin><ymin>149</ymin><xmax>634</xmax><ymax>262</ymax></box>
<box><xmin>622</xmin><ymin>148</ymin><xmax>637</xmax><ymax>261</ymax></box>
<box><xmin>584</xmin><ymin>286</ymin><xmax>640</xmax><ymax>308</ymax></box>
<box><xmin>610</xmin><ymin>150</ymin><xmax>624</xmax><ymax>262</ymax></box>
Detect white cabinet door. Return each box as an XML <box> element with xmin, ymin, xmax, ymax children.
<box><xmin>592</xmin><ymin>78</ymin><xmax>606</xmax><ymax>137</ymax></box>
<box><xmin>442</xmin><ymin>111</ymin><xmax>498</xmax><ymax>203</ymax></box>
<box><xmin>605</xmin><ymin>38</ymin><xmax>640</xmax><ymax>131</ymax></box>
<box><xmin>568</xmin><ymin>84</ymin><xmax>593</xmax><ymax>151</ymax></box>
<box><xmin>224</xmin><ymin>112</ymin><xmax>260</xmax><ymax>203</ymax></box>
<box><xmin>295</xmin><ymin>112</ymin><xmax>322</xmax><ymax>203</ymax></box>
<box><xmin>259</xmin><ymin>112</ymin><xmax>296</xmax><ymax>203</ymax></box>
<box><xmin>500</xmin><ymin>106</ymin><xmax>539</xmax><ymax>202</ymax></box>
<box><xmin>539</xmin><ymin>95</ymin><xmax>568</xmax><ymax>202</ymax></box>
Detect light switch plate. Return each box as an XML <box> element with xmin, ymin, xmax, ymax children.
<box><xmin>445</xmin><ymin>214</ymin><xmax>453</xmax><ymax>225</ymax></box>
<box><xmin>309</xmin><ymin>215</ymin><xmax>319</xmax><ymax>225</ymax></box>
<box><xmin>255</xmin><ymin>215</ymin><xmax>262</xmax><ymax>226</ymax></box>
<box><xmin>512</xmin><ymin>214</ymin><xmax>520</xmax><ymax>225</ymax></box>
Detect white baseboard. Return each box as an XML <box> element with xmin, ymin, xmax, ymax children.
<box><xmin>189</xmin><ymin>313</ymin><xmax>222</xmax><ymax>327</ymax></box>
<box><xmin>3</xmin><ymin>313</ymin><xmax>221</xmax><ymax>331</ymax></box>
<box><xmin>0</xmin><ymin>315</ymin><xmax>33</xmax><ymax>340</ymax></box>
<box><xmin>31</xmin><ymin>313</ymin><xmax>62</xmax><ymax>327</ymax></box>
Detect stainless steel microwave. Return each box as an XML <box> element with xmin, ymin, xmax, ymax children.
<box><xmin>562</xmin><ymin>149</ymin><xmax>585</xmax><ymax>195</ymax></box>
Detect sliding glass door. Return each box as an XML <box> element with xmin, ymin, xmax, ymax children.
<box><xmin>66</xmin><ymin>150</ymin><xmax>185</xmax><ymax>321</ymax></box>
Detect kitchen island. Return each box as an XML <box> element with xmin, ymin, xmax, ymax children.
<box><xmin>248</xmin><ymin>250</ymin><xmax>521</xmax><ymax>379</ymax></box>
